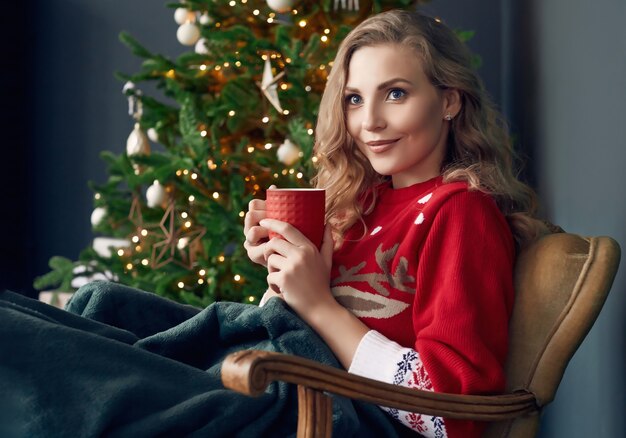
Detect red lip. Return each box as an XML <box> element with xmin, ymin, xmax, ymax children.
<box><xmin>366</xmin><ymin>139</ymin><xmax>400</xmax><ymax>146</ymax></box>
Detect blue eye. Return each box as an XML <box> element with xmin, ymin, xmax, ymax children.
<box><xmin>387</xmin><ymin>89</ymin><xmax>406</xmax><ymax>100</ymax></box>
<box><xmin>345</xmin><ymin>94</ymin><xmax>362</xmax><ymax>105</ymax></box>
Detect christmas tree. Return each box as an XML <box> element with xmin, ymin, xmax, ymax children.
<box><xmin>34</xmin><ymin>0</ymin><xmax>454</xmax><ymax>307</ymax></box>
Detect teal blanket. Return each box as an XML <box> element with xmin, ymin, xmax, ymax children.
<box><xmin>0</xmin><ymin>281</ymin><xmax>409</xmax><ymax>437</ymax></box>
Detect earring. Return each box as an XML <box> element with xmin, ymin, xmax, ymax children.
<box><xmin>444</xmin><ymin>114</ymin><xmax>453</xmax><ymax>121</ymax></box>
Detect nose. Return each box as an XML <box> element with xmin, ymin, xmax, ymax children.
<box><xmin>362</xmin><ymin>102</ymin><xmax>386</xmax><ymax>132</ymax></box>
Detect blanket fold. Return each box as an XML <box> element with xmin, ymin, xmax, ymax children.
<box><xmin>0</xmin><ymin>281</ymin><xmax>407</xmax><ymax>438</ymax></box>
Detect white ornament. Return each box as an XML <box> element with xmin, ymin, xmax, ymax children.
<box><xmin>176</xmin><ymin>22</ymin><xmax>200</xmax><ymax>46</ymax></box>
<box><xmin>267</xmin><ymin>0</ymin><xmax>295</xmax><ymax>13</ymax></box>
<box><xmin>195</xmin><ymin>38</ymin><xmax>209</xmax><ymax>55</ymax></box>
<box><xmin>126</xmin><ymin>123</ymin><xmax>151</xmax><ymax>156</ymax></box>
<box><xmin>276</xmin><ymin>139</ymin><xmax>301</xmax><ymax>166</ymax></box>
<box><xmin>174</xmin><ymin>8</ymin><xmax>196</xmax><ymax>25</ymax></box>
<box><xmin>147</xmin><ymin>127</ymin><xmax>159</xmax><ymax>143</ymax></box>
<box><xmin>91</xmin><ymin>207</ymin><xmax>107</xmax><ymax>227</ymax></box>
<box><xmin>146</xmin><ymin>180</ymin><xmax>168</xmax><ymax>208</ymax></box>
<box><xmin>198</xmin><ymin>12</ymin><xmax>213</xmax><ymax>25</ymax></box>
<box><xmin>258</xmin><ymin>58</ymin><xmax>284</xmax><ymax>113</ymax></box>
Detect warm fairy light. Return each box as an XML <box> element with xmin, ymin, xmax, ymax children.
<box><xmin>298</xmin><ymin>151</ymin><xmax>304</xmax><ymax>157</ymax></box>
<box><xmin>271</xmin><ymin>53</ymin><xmax>277</xmax><ymax>59</ymax></box>
<box><xmin>261</xmin><ymin>54</ymin><xmax>268</xmax><ymax>61</ymax></box>
<box><xmin>198</xmin><ymin>278</ymin><xmax>205</xmax><ymax>284</ymax></box>
<box><xmin>297</xmin><ymin>172</ymin><xmax>303</xmax><ymax>179</ymax></box>
<box><xmin>223</xmin><ymin>62</ymin><xmax>230</xmax><ymax>67</ymax></box>
<box><xmin>241</xmin><ymin>0</ymin><xmax>248</xmax><ymax>3</ymax></box>
<box><xmin>253</xmin><ymin>184</ymin><xmax>260</xmax><ymax>191</ymax></box>
<box><xmin>141</xmin><ymin>229</ymin><xmax>148</xmax><ymax>236</ymax></box>
<box><xmin>191</xmin><ymin>173</ymin><xmax>198</xmax><ymax>180</ymax></box>
<box><xmin>199</xmin><ymin>64</ymin><xmax>207</xmax><ymax>71</ymax></box>
<box><xmin>207</xmin><ymin>160</ymin><xmax>217</xmax><ymax>170</ymax></box>
<box><xmin>215</xmin><ymin>65</ymin><xmax>222</xmax><ymax>71</ymax></box>
<box><xmin>141</xmin><ymin>259</ymin><xmax>149</xmax><ymax>266</ymax></box>
<box><xmin>305</xmin><ymin>86</ymin><xmax>312</xmax><ymax>92</ymax></box>
<box><xmin>280</xmin><ymin>83</ymin><xmax>288</xmax><ymax>90</ymax></box>
<box><xmin>200</xmin><ymin>130</ymin><xmax>207</xmax><ymax>137</ymax></box>
<box><xmin>435</xmin><ymin>17</ymin><xmax>442</xmax><ymax>23</ymax></box>
<box><xmin>239</xmin><ymin>211</ymin><xmax>245</xmax><ymax>217</ymax></box>
<box><xmin>292</xmin><ymin>9</ymin><xmax>298</xmax><ymax>15</ymax></box>
<box><xmin>218</xmin><ymin>255</ymin><xmax>225</xmax><ymax>262</ymax></box>
<box><xmin>286</xmin><ymin>57</ymin><xmax>292</xmax><ymax>63</ymax></box>
<box><xmin>319</xmin><ymin>64</ymin><xmax>326</xmax><ymax>70</ymax></box>
<box><xmin>229</xmin><ymin>0</ymin><xmax>236</xmax><ymax>6</ymax></box>
<box><xmin>94</xmin><ymin>193</ymin><xmax>101</xmax><ymax>200</ymax></box>
<box><xmin>307</xmin><ymin>128</ymin><xmax>314</xmax><ymax>135</ymax></box>
<box><xmin>273</xmin><ymin>173</ymin><xmax>279</xmax><ymax>178</ymax></box>
<box><xmin>253</xmin><ymin>9</ymin><xmax>260</xmax><ymax>15</ymax></box>
<box><xmin>212</xmin><ymin>192</ymin><xmax>220</xmax><ymax>199</ymax></box>
<box><xmin>199</xmin><ymin>269</ymin><xmax>206</xmax><ymax>276</ymax></box>
<box><xmin>228</xmin><ymin>110</ymin><xmax>236</xmax><ymax>116</ymax></box>
<box><xmin>176</xmin><ymin>170</ymin><xmax>183</xmax><ymax>176</ymax></box>
<box><xmin>184</xmin><ymin>221</ymin><xmax>192</xmax><ymax>228</ymax></box>
<box><xmin>183</xmin><ymin>169</ymin><xmax>189</xmax><ymax>175</ymax></box>
<box><xmin>188</xmin><ymin>195</ymin><xmax>195</xmax><ymax>202</ymax></box>
<box><xmin>269</xmin><ymin>13</ymin><xmax>276</xmax><ymax>18</ymax></box>
<box><xmin>264</xmin><ymin>143</ymin><xmax>272</xmax><ymax>150</ymax></box>
<box><xmin>329</xmin><ymin>61</ymin><xmax>334</xmax><ymax>67</ymax></box>
<box><xmin>248</xmin><ymin>296</ymin><xmax>255</xmax><ymax>302</ymax></box>
<box><xmin>283</xmin><ymin>110</ymin><xmax>290</xmax><ymax>115</ymax></box>
<box><xmin>235</xmin><ymin>61</ymin><xmax>242</xmax><ymax>67</ymax></box>
<box><xmin>267</xmin><ymin>17</ymin><xmax>274</xmax><ymax>23</ymax></box>
<box><xmin>245</xmin><ymin>176</ymin><xmax>251</xmax><ymax>182</ymax></box>
<box><xmin>324</xmin><ymin>29</ymin><xmax>330</xmax><ymax>35</ymax></box>
<box><xmin>247</xmin><ymin>146</ymin><xmax>255</xmax><ymax>153</ymax></box>
<box><xmin>281</xmin><ymin>169</ymin><xmax>288</xmax><ymax>175</ymax></box>
<box><xmin>234</xmin><ymin>274</ymin><xmax>241</xmax><ymax>282</ymax></box>
<box><xmin>262</xmin><ymin>116</ymin><xmax>270</xmax><ymax>123</ymax></box>
<box><xmin>132</xmin><ymin>236</ymin><xmax>140</xmax><ymax>243</ymax></box>
<box><xmin>117</xmin><ymin>249</ymin><xmax>125</xmax><ymax>256</ymax></box>
<box><xmin>126</xmin><ymin>263</ymin><xmax>133</xmax><ymax>270</ymax></box>
<box><xmin>289</xmin><ymin>169</ymin><xmax>295</xmax><ymax>175</ymax></box>
<box><xmin>312</xmin><ymin>156</ymin><xmax>319</xmax><ymax>163</ymax></box>
<box><xmin>178</xmin><ymin>282</ymin><xmax>185</xmax><ymax>288</ymax></box>
<box><xmin>321</xmin><ymin>35</ymin><xmax>328</xmax><ymax>43</ymax></box>
<box><xmin>181</xmin><ymin>212</ymin><xmax>188</xmax><ymax>219</ymax></box>
<box><xmin>298</xmin><ymin>20</ymin><xmax>307</xmax><ymax>27</ymax></box>
<box><xmin>135</xmin><ymin>245</ymin><xmax>142</xmax><ymax>252</ymax></box>
<box><xmin>165</xmin><ymin>69</ymin><xmax>175</xmax><ymax>79</ymax></box>
<box><xmin>215</xmin><ymin>23</ymin><xmax>221</xmax><ymax>28</ymax></box>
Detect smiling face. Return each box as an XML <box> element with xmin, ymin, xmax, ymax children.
<box><xmin>345</xmin><ymin>44</ymin><xmax>459</xmax><ymax>188</ymax></box>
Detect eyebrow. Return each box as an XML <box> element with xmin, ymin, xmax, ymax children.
<box><xmin>344</xmin><ymin>78</ymin><xmax>414</xmax><ymax>93</ymax></box>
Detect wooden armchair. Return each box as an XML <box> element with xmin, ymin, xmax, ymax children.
<box><xmin>222</xmin><ymin>232</ymin><xmax>621</xmax><ymax>437</ymax></box>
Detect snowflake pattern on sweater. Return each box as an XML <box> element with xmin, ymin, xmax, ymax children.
<box><xmin>383</xmin><ymin>350</ymin><xmax>447</xmax><ymax>437</ymax></box>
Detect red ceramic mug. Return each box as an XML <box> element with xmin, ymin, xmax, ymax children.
<box><xmin>265</xmin><ymin>188</ymin><xmax>326</xmax><ymax>249</ymax></box>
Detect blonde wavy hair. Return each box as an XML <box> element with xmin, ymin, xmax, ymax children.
<box><xmin>312</xmin><ymin>9</ymin><xmax>546</xmax><ymax>248</ymax></box>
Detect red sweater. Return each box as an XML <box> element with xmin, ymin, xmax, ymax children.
<box><xmin>331</xmin><ymin>176</ymin><xmax>515</xmax><ymax>437</ymax></box>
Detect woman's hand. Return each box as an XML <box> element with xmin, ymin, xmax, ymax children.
<box><xmin>243</xmin><ymin>186</ymin><xmax>276</xmax><ymax>267</ymax></box>
<box><xmin>259</xmin><ymin>219</ymin><xmax>336</xmax><ymax>322</ymax></box>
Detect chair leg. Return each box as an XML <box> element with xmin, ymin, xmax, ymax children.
<box><xmin>297</xmin><ymin>385</ymin><xmax>333</xmax><ymax>438</ymax></box>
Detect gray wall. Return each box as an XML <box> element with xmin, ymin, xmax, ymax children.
<box><xmin>2</xmin><ymin>0</ymin><xmax>624</xmax><ymax>435</ymax></box>
<box><xmin>524</xmin><ymin>1</ymin><xmax>626</xmax><ymax>436</ymax></box>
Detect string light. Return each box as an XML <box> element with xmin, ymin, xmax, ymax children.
<box><xmin>141</xmin><ymin>229</ymin><xmax>148</xmax><ymax>236</ymax></box>
<box><xmin>165</xmin><ymin>69</ymin><xmax>175</xmax><ymax>79</ymax></box>
<box><xmin>132</xmin><ymin>236</ymin><xmax>140</xmax><ymax>243</ymax></box>
<box><xmin>281</xmin><ymin>169</ymin><xmax>288</xmax><ymax>175</ymax></box>
<box><xmin>207</xmin><ymin>160</ymin><xmax>217</xmax><ymax>170</ymax></box>
<box><xmin>267</xmin><ymin>17</ymin><xmax>274</xmax><ymax>23</ymax></box>
<box><xmin>198</xmin><ymin>278</ymin><xmax>205</xmax><ymax>284</ymax></box>
<box><xmin>286</xmin><ymin>57</ymin><xmax>292</xmax><ymax>63</ymax></box>
<box><xmin>200</xmin><ymin>130</ymin><xmax>208</xmax><ymax>137</ymax></box>
<box><xmin>117</xmin><ymin>249</ymin><xmax>125</xmax><ymax>256</ymax></box>
<box><xmin>262</xmin><ymin>116</ymin><xmax>270</xmax><ymax>123</ymax></box>
<box><xmin>135</xmin><ymin>245</ymin><xmax>142</xmax><ymax>252</ymax></box>
<box><xmin>191</xmin><ymin>173</ymin><xmax>198</xmax><ymax>180</ymax></box>
<box><xmin>247</xmin><ymin>146</ymin><xmax>255</xmax><ymax>153</ymax></box>
<box><xmin>181</xmin><ymin>212</ymin><xmax>188</xmax><ymax>219</ymax></box>
<box><xmin>253</xmin><ymin>9</ymin><xmax>260</xmax><ymax>15</ymax></box>
<box><xmin>178</xmin><ymin>281</ymin><xmax>185</xmax><ymax>288</ymax></box>
<box><xmin>176</xmin><ymin>170</ymin><xmax>183</xmax><ymax>176</ymax></box>
<box><xmin>215</xmin><ymin>65</ymin><xmax>222</xmax><ymax>71</ymax></box>
<box><xmin>239</xmin><ymin>211</ymin><xmax>245</xmax><ymax>217</ymax></box>
<box><xmin>188</xmin><ymin>195</ymin><xmax>195</xmax><ymax>202</ymax></box>
<box><xmin>273</xmin><ymin>173</ymin><xmax>279</xmax><ymax>178</ymax></box>
<box><xmin>228</xmin><ymin>110</ymin><xmax>236</xmax><ymax>116</ymax></box>
<box><xmin>305</xmin><ymin>86</ymin><xmax>312</xmax><ymax>92</ymax></box>
<box><xmin>183</xmin><ymin>169</ymin><xmax>189</xmax><ymax>175</ymax></box>
<box><xmin>141</xmin><ymin>259</ymin><xmax>149</xmax><ymax>266</ymax></box>
<box><xmin>324</xmin><ymin>29</ymin><xmax>330</xmax><ymax>34</ymax></box>
<box><xmin>199</xmin><ymin>64</ymin><xmax>207</xmax><ymax>71</ymax></box>
<box><xmin>312</xmin><ymin>156</ymin><xmax>319</xmax><ymax>163</ymax></box>
<box><xmin>234</xmin><ymin>274</ymin><xmax>241</xmax><ymax>282</ymax></box>
<box><xmin>280</xmin><ymin>83</ymin><xmax>288</xmax><ymax>90</ymax></box>
<box><xmin>298</xmin><ymin>20</ymin><xmax>307</xmax><ymax>28</ymax></box>
<box><xmin>235</xmin><ymin>61</ymin><xmax>242</xmax><ymax>67</ymax></box>
<box><xmin>283</xmin><ymin>110</ymin><xmax>290</xmax><ymax>115</ymax></box>
<box><xmin>126</xmin><ymin>263</ymin><xmax>133</xmax><ymax>270</ymax></box>
<box><xmin>264</xmin><ymin>143</ymin><xmax>272</xmax><ymax>149</ymax></box>
<box><xmin>94</xmin><ymin>193</ymin><xmax>101</xmax><ymax>200</ymax></box>
<box><xmin>289</xmin><ymin>169</ymin><xmax>295</xmax><ymax>175</ymax></box>
<box><xmin>248</xmin><ymin>296</ymin><xmax>255</xmax><ymax>302</ymax></box>
<box><xmin>184</xmin><ymin>220</ymin><xmax>192</xmax><ymax>228</ymax></box>
<box><xmin>321</xmin><ymin>36</ymin><xmax>328</xmax><ymax>43</ymax></box>
<box><xmin>218</xmin><ymin>255</ymin><xmax>225</xmax><ymax>262</ymax></box>
<box><xmin>199</xmin><ymin>269</ymin><xmax>206</xmax><ymax>276</ymax></box>
<box><xmin>212</xmin><ymin>192</ymin><xmax>220</xmax><ymax>199</ymax></box>
<box><xmin>296</xmin><ymin>172</ymin><xmax>303</xmax><ymax>179</ymax></box>
<box><xmin>229</xmin><ymin>0</ymin><xmax>236</xmax><ymax>6</ymax></box>
<box><xmin>307</xmin><ymin>128</ymin><xmax>314</xmax><ymax>135</ymax></box>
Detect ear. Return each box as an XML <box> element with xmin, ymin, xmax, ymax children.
<box><xmin>441</xmin><ymin>88</ymin><xmax>461</xmax><ymax>119</ymax></box>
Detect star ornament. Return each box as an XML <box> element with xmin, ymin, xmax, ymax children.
<box><xmin>151</xmin><ymin>203</ymin><xmax>206</xmax><ymax>269</ymax></box>
<box><xmin>257</xmin><ymin>58</ymin><xmax>285</xmax><ymax>113</ymax></box>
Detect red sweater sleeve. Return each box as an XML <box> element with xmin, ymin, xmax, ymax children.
<box><xmin>414</xmin><ymin>191</ymin><xmax>515</xmax><ymax>438</ymax></box>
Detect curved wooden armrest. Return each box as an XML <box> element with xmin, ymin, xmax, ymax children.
<box><xmin>222</xmin><ymin>350</ymin><xmax>538</xmax><ymax>421</ymax></box>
